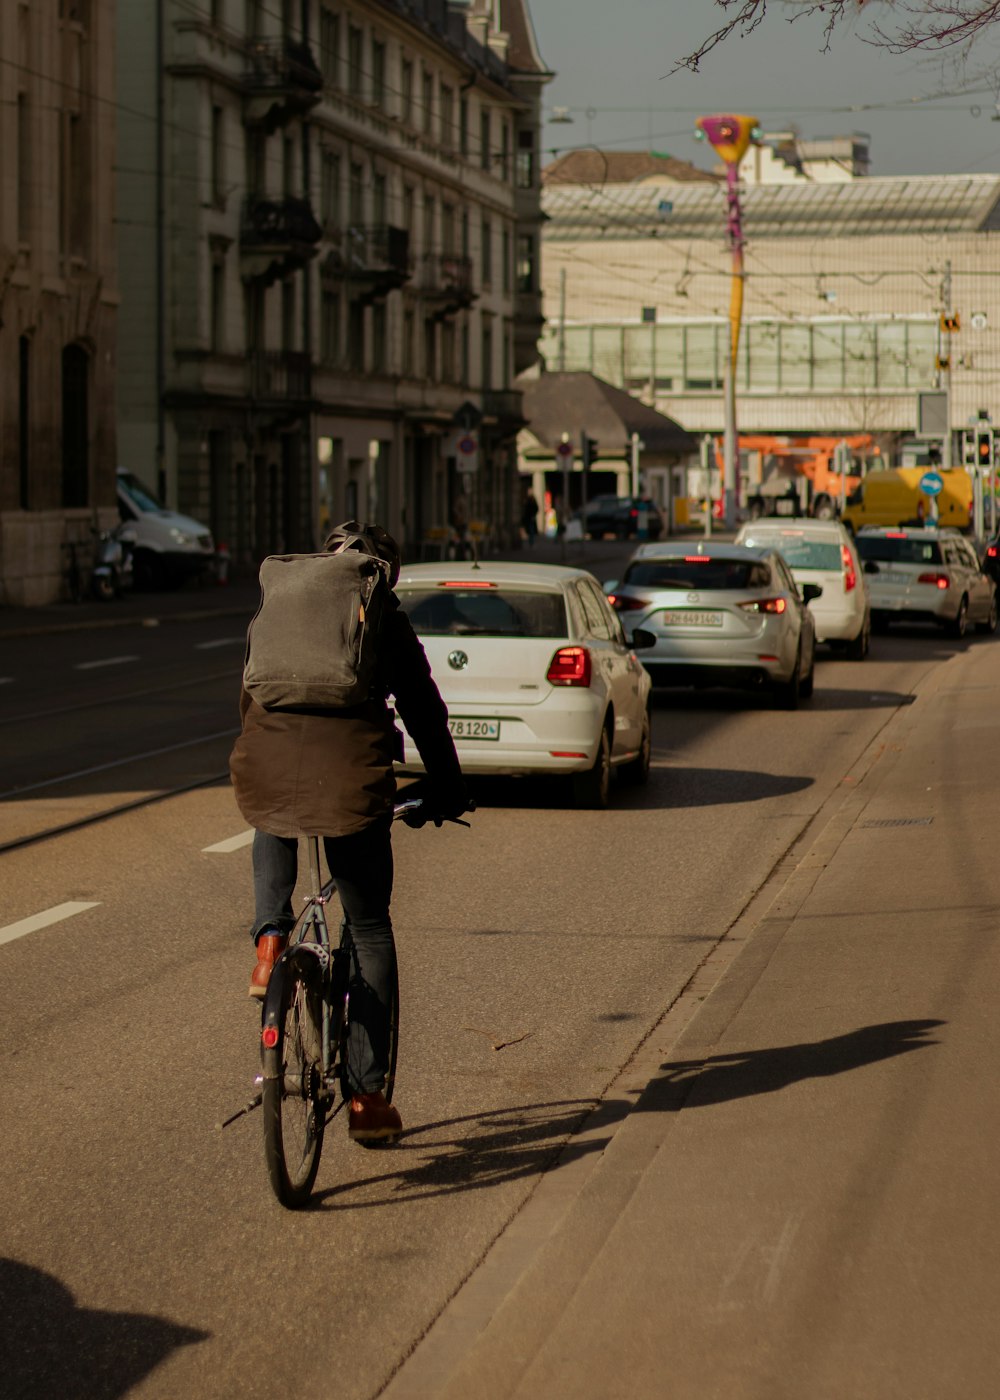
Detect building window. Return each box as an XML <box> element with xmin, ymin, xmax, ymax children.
<box><xmin>440</xmin><ymin>85</ymin><xmax>454</xmax><ymax>150</ymax></box>
<box><xmin>347</xmin><ymin>26</ymin><xmax>363</xmax><ymax>98</ymax></box>
<box><xmin>372</xmin><ymin>302</ymin><xmax>387</xmax><ymax>373</ymax></box>
<box><xmin>423</xmin><ymin>195</ymin><xmax>435</xmax><ymax>256</ymax></box>
<box><xmin>321</xmin><ymin>288</ymin><xmax>341</xmax><ymax>365</ymax></box>
<box><xmin>372</xmin><ymin>41</ymin><xmax>386</xmax><ymax>108</ymax></box>
<box><xmin>349</xmin><ymin>162</ymin><xmax>364</xmax><ymax>226</ymax></box>
<box><xmin>424</xmin><ymin>319</ymin><xmax>437</xmax><ymax>381</ymax></box>
<box><xmin>502</xmin><ymin>226</ymin><xmax>511</xmax><ymax>294</ymax></box>
<box><xmin>516</xmin><ymin>233</ymin><xmax>535</xmax><ymax>293</ymax></box>
<box><xmin>442</xmin><ymin>203</ymin><xmax>455</xmax><ymax>255</ymax></box>
<box><xmin>18</xmin><ymin>336</ymin><xmax>30</xmax><ymax>510</ymax></box>
<box><xmin>401</xmin><ymin>59</ymin><xmax>413</xmax><ymax>125</ymax></box>
<box><xmin>348</xmin><ymin>300</ymin><xmax>364</xmax><ymax>370</ymax></box>
<box><xmin>246</xmin><ymin>0</ymin><xmax>264</xmax><ymax>38</ymax></box>
<box><xmin>461</xmin><ymin>209</ymin><xmax>470</xmax><ymax>259</ymax></box>
<box><xmin>402</xmin><ymin>184</ymin><xmax>415</xmax><ymax>234</ymax></box>
<box><xmin>281</xmin><ymin>276</ymin><xmax>296</xmax><ymax>351</ymax></box>
<box><xmin>17</xmin><ymin>93</ymin><xmax>30</xmax><ymax>243</ymax></box>
<box><xmin>373</xmin><ymin>172</ymin><xmax>387</xmax><ymax>228</ymax></box>
<box><xmin>481</xmin><ymin>317</ymin><xmax>493</xmax><ymax>390</ymax></box>
<box><xmin>517</xmin><ymin>128</ymin><xmax>535</xmax><ymax>189</ymax></box>
<box><xmin>481</xmin><ymin>217</ymin><xmax>492</xmax><ymax>286</ymax></box>
<box><xmin>500</xmin><ymin>122</ymin><xmax>510</xmax><ymax>181</ymax></box>
<box><xmin>422</xmin><ymin>70</ymin><xmax>434</xmax><ymax>136</ymax></box>
<box><xmin>211</xmin><ymin>105</ymin><xmax>225</xmax><ymax>205</ymax></box>
<box><xmin>320</xmin><ymin>150</ymin><xmax>340</xmax><ymax>232</ymax></box>
<box><xmin>460</xmin><ymin>321</ymin><xmax>470</xmax><ymax>387</ymax></box>
<box><xmin>61</xmin><ymin>344</ymin><xmax>89</xmax><ymax>508</ymax></box>
<box><xmin>480</xmin><ymin>109</ymin><xmax>491</xmax><ymax>171</ymax></box>
<box><xmin>283</xmin><ymin>135</ymin><xmax>295</xmax><ymax>197</ymax></box>
<box><xmin>459</xmin><ymin>97</ymin><xmax>468</xmax><ymax>156</ymax></box>
<box><xmin>211</xmin><ymin>256</ymin><xmax>226</xmax><ymax>352</ymax></box>
<box><xmin>319</xmin><ymin>8</ymin><xmax>339</xmax><ymax>88</ymax></box>
<box><xmin>442</xmin><ymin>320</ymin><xmax>456</xmax><ymax>383</ymax></box>
<box><xmin>403</xmin><ymin>308</ymin><xmax>415</xmax><ymax>372</ymax></box>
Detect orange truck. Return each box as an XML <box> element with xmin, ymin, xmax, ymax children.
<box><xmin>715</xmin><ymin>434</ymin><xmax>880</xmax><ymax>520</ymax></box>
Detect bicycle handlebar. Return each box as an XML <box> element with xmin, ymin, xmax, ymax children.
<box><xmin>392</xmin><ymin>796</ymin><xmax>475</xmax><ymax>828</ymax></box>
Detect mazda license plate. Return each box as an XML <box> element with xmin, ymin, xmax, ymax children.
<box><xmin>448</xmin><ymin>718</ymin><xmax>500</xmax><ymax>740</ymax></box>
<box><xmin>660</xmin><ymin>611</ymin><xmax>723</xmax><ymax>627</ymax></box>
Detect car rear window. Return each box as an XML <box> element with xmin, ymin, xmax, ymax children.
<box><xmin>397</xmin><ymin>587</ymin><xmax>568</xmax><ymax>638</ymax></box>
<box><xmin>739</xmin><ymin>533</ymin><xmax>843</xmax><ymax>571</ymax></box>
<box><xmin>623</xmin><ymin>559</ymin><xmax>772</xmax><ymax>591</ymax></box>
<box><xmin>855</xmin><ymin>536</ymin><xmax>943</xmax><ymax>565</ymax></box>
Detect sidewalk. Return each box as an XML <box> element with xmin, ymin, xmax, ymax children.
<box><xmin>0</xmin><ymin>537</ymin><xmax>634</xmax><ymax>639</ymax></box>
<box><xmin>387</xmin><ymin>637</ymin><xmax>1000</xmax><ymax>1399</ymax></box>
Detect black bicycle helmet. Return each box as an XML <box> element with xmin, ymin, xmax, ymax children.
<box><xmin>323</xmin><ymin>520</ymin><xmax>401</xmax><ymax>588</ymax></box>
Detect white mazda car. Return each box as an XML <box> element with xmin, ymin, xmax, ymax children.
<box><xmin>393</xmin><ymin>562</ymin><xmax>653</xmax><ymax>808</ymax></box>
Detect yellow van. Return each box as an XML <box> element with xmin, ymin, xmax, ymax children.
<box><xmin>842</xmin><ymin>467</ymin><xmax>972</xmax><ymax>532</ymax></box>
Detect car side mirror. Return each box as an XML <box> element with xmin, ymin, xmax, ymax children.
<box><xmin>863</xmin><ymin>560</ymin><xmax>880</xmax><ymax>575</ymax></box>
<box><xmin>602</xmin><ymin>579</ymin><xmax>619</xmax><ymax>593</ymax></box>
<box><xmin>802</xmin><ymin>583</ymin><xmax>823</xmax><ymax>604</ymax></box>
<box><xmin>628</xmin><ymin>627</ymin><xmax>657</xmax><ymax>650</ymax></box>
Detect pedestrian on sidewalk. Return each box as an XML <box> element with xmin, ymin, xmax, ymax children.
<box><xmin>521</xmin><ymin>490</ymin><xmax>539</xmax><ymax>547</ymax></box>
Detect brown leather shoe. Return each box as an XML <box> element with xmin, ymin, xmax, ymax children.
<box><xmin>348</xmin><ymin>1091</ymin><xmax>402</xmax><ymax>1145</ymax></box>
<box><xmin>248</xmin><ymin>933</ymin><xmax>287</xmax><ymax>1000</ymax></box>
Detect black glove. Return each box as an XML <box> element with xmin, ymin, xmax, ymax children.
<box><xmin>402</xmin><ymin>778</ymin><xmax>472</xmax><ymax>827</ymax></box>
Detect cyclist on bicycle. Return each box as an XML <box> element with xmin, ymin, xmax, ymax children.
<box><xmin>230</xmin><ymin>521</ymin><xmax>469</xmax><ymax>1144</ymax></box>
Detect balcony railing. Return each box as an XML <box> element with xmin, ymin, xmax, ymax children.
<box><xmin>326</xmin><ymin>225</ymin><xmax>411</xmax><ymax>303</ymax></box>
<box><xmin>251</xmin><ymin>351</ymin><xmax>312</xmax><ymax>402</ymax></box>
<box><xmin>240</xmin><ymin>196</ymin><xmax>322</xmax><ymax>283</ymax></box>
<box><xmin>244</xmin><ymin>38</ymin><xmax>322</xmax><ymax>129</ymax></box>
<box><xmin>421</xmin><ymin>253</ymin><xmax>476</xmax><ymax>318</ymax></box>
<box><xmin>481</xmin><ymin>389</ymin><xmax>526</xmax><ymax>429</ymax></box>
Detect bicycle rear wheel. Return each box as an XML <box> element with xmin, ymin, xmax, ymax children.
<box><xmin>261</xmin><ymin>956</ymin><xmax>327</xmax><ymax>1208</ymax></box>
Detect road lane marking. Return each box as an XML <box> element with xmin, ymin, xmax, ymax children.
<box><xmin>75</xmin><ymin>655</ymin><xmax>139</xmax><ymax>671</ymax></box>
<box><xmin>203</xmin><ymin>829</ymin><xmax>255</xmax><ymax>853</ymax></box>
<box><xmin>195</xmin><ymin>638</ymin><xmax>245</xmax><ymax>650</ymax></box>
<box><xmin>0</xmin><ymin>901</ymin><xmax>101</xmax><ymax>948</ymax></box>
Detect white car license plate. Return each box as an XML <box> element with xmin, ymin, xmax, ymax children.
<box><xmin>660</xmin><ymin>610</ymin><xmax>723</xmax><ymax>627</ymax></box>
<box><xmin>448</xmin><ymin>717</ymin><xmax>500</xmax><ymax>740</ymax></box>
<box><xmin>881</xmin><ymin>571</ymin><xmax>910</xmax><ymax>585</ymax></box>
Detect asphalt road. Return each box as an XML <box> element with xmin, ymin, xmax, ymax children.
<box><xmin>0</xmin><ymin>586</ymin><xmax>980</xmax><ymax>1400</ymax></box>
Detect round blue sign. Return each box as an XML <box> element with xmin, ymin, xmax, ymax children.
<box><xmin>920</xmin><ymin>471</ymin><xmax>944</xmax><ymax>496</ymax></box>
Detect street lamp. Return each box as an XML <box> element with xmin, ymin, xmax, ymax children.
<box><xmin>696</xmin><ymin>113</ymin><xmax>759</xmax><ymax>529</ymax></box>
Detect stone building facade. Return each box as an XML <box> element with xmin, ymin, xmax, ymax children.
<box><xmin>0</xmin><ymin>0</ymin><xmax>119</xmax><ymax>605</ymax></box>
<box><xmin>117</xmin><ymin>0</ymin><xmax>551</xmax><ymax>569</ymax></box>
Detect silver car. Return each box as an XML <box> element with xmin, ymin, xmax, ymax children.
<box><xmin>604</xmin><ymin>541</ymin><xmax>819</xmax><ymax>708</ymax></box>
<box><xmin>855</xmin><ymin>527</ymin><xmax>997</xmax><ymax>637</ymax></box>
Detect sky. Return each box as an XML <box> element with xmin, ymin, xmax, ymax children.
<box><xmin>528</xmin><ymin>0</ymin><xmax>1000</xmax><ymax>179</ymax></box>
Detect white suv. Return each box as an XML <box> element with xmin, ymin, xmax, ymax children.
<box><xmin>854</xmin><ymin>527</ymin><xmax>997</xmax><ymax>637</ymax></box>
<box><xmin>733</xmin><ymin>518</ymin><xmax>870</xmax><ymax>658</ymax></box>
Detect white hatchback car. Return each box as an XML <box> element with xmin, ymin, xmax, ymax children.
<box><xmin>854</xmin><ymin>526</ymin><xmax>997</xmax><ymax>637</ymax></box>
<box><xmin>733</xmin><ymin>518</ymin><xmax>870</xmax><ymax>658</ymax></box>
<box><xmin>393</xmin><ymin>562</ymin><xmax>653</xmax><ymax>808</ymax></box>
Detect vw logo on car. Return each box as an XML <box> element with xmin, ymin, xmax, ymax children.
<box><xmin>448</xmin><ymin>650</ymin><xmax>469</xmax><ymax>670</ymax></box>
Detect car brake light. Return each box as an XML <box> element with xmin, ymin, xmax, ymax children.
<box><xmin>438</xmin><ymin>580</ymin><xmax>497</xmax><ymax>589</ymax></box>
<box><xmin>988</xmin><ymin>546</ymin><xmax>998</xmax><ymax>558</ymax></box>
<box><xmin>607</xmin><ymin>593</ymin><xmax>648</xmax><ymax>612</ymax></box>
<box><xmin>546</xmin><ymin>646</ymin><xmax>592</xmax><ymax>687</ymax></box>
<box><xmin>629</xmin><ymin>508</ymin><xmax>638</xmax><ymax>518</ymax></box>
<box><xmin>841</xmin><ymin>544</ymin><xmax>857</xmax><ymax>592</ymax></box>
<box><xmin>917</xmin><ymin>572</ymin><xmax>950</xmax><ymax>590</ymax></box>
<box><xmin>738</xmin><ymin>597</ymin><xmax>787</xmax><ymax>615</ymax></box>
<box><xmin>885</xmin><ymin>532</ymin><xmax>908</xmax><ymax>539</ymax></box>
<box><xmin>683</xmin><ymin>556</ymin><xmax>711</xmax><ymax>563</ymax></box>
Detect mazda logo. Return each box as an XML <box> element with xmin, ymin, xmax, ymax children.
<box><xmin>448</xmin><ymin>650</ymin><xmax>469</xmax><ymax>670</ymax></box>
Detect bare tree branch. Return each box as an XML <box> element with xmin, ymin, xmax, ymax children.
<box><xmin>677</xmin><ymin>0</ymin><xmax>1000</xmax><ymax>70</ymax></box>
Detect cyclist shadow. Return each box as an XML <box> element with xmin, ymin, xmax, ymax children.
<box><xmin>0</xmin><ymin>1257</ymin><xmax>208</xmax><ymax>1400</ymax></box>
<box><xmin>310</xmin><ymin>1098</ymin><xmax>609</xmax><ymax>1210</ymax></box>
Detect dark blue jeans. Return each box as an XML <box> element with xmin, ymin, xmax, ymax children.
<box><xmin>251</xmin><ymin>820</ymin><xmax>395</xmax><ymax>1096</ymax></box>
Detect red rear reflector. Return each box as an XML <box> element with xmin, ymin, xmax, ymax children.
<box><xmin>546</xmin><ymin>646</ymin><xmax>592</xmax><ymax>687</ymax></box>
<box><xmin>608</xmin><ymin>593</ymin><xmax>648</xmax><ymax>612</ymax></box>
<box><xmin>917</xmin><ymin>572</ymin><xmax>950</xmax><ymax>590</ymax></box>
<box><xmin>885</xmin><ymin>532</ymin><xmax>908</xmax><ymax>539</ymax></box>
<box><xmin>758</xmin><ymin>654</ymin><xmax>779</xmax><ymax>661</ymax></box>
<box><xmin>262</xmin><ymin>1026</ymin><xmax>279</xmax><ymax>1049</ymax></box>
<box><xmin>989</xmin><ymin>546</ymin><xmax>998</xmax><ymax>558</ymax></box>
<box><xmin>550</xmin><ymin>751</ymin><xmax>588</xmax><ymax>758</ymax></box>
<box><xmin>438</xmin><ymin>580</ymin><xmax>497</xmax><ymax>589</ymax></box>
<box><xmin>739</xmin><ymin>597</ymin><xmax>787</xmax><ymax>614</ymax></box>
<box><xmin>841</xmin><ymin>544</ymin><xmax>857</xmax><ymax>592</ymax></box>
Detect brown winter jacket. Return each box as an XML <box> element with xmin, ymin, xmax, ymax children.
<box><xmin>229</xmin><ymin>598</ymin><xmax>461</xmax><ymax>838</ymax></box>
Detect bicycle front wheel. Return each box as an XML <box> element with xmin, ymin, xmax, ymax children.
<box><xmin>261</xmin><ymin>957</ymin><xmax>327</xmax><ymax>1208</ymax></box>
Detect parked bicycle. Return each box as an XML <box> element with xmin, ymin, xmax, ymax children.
<box><xmin>255</xmin><ymin>796</ymin><xmax>470</xmax><ymax>1208</ymax></box>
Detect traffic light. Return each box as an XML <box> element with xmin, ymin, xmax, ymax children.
<box><xmin>941</xmin><ymin>313</ymin><xmax>961</xmax><ymax>333</ymax></box>
<box><xmin>581</xmin><ymin>436</ymin><xmax>599</xmax><ymax>470</ymax></box>
<box><xmin>977</xmin><ymin>427</ymin><xmax>994</xmax><ymax>470</ymax></box>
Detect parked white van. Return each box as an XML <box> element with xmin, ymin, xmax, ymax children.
<box><xmin>116</xmin><ymin>470</ymin><xmax>216</xmax><ymax>589</ymax></box>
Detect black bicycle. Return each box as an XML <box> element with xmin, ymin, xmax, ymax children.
<box><xmin>258</xmin><ymin>797</ymin><xmax>468</xmax><ymax>1208</ymax></box>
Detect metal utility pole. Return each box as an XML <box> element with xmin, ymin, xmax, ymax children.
<box><xmin>558</xmin><ymin>267</ymin><xmax>567</xmax><ymax>372</ymax></box>
<box><xmin>941</xmin><ymin>261</ymin><xmax>953</xmax><ymax>471</ymax></box>
<box><xmin>630</xmin><ymin>431</ymin><xmax>640</xmax><ymax>496</ymax></box>
<box><xmin>696</xmin><ymin>114</ymin><xmax>759</xmax><ymax>530</ymax></box>
<box><xmin>700</xmin><ymin>434</ymin><xmax>713</xmax><ymax>538</ymax></box>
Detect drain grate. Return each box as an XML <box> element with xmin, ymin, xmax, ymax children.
<box><xmin>861</xmin><ymin>817</ymin><xmax>934</xmax><ymax>829</ymax></box>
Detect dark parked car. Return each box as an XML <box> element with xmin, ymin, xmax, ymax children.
<box><xmin>983</xmin><ymin>536</ymin><xmax>1000</xmax><ymax>586</ymax></box>
<box><xmin>574</xmin><ymin>495</ymin><xmax>664</xmax><ymax>541</ymax></box>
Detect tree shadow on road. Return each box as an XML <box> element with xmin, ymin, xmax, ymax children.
<box><xmin>310</xmin><ymin>1098</ymin><xmax>609</xmax><ymax>1211</ymax></box>
<box><xmin>639</xmin><ymin>1019</ymin><xmax>945</xmax><ymax>1114</ymax></box>
<box><xmin>0</xmin><ymin>1257</ymin><xmax>208</xmax><ymax>1400</ymax></box>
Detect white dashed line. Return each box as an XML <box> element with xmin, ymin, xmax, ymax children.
<box><xmin>0</xmin><ymin>901</ymin><xmax>101</xmax><ymax>949</ymax></box>
<box><xmin>202</xmin><ymin>830</ymin><xmax>255</xmax><ymax>853</ymax></box>
<box><xmin>75</xmin><ymin>655</ymin><xmax>140</xmax><ymax>671</ymax></box>
<box><xmin>195</xmin><ymin>638</ymin><xmax>245</xmax><ymax>650</ymax></box>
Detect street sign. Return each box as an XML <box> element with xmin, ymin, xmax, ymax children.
<box><xmin>920</xmin><ymin>471</ymin><xmax>944</xmax><ymax>497</ymax></box>
<box><xmin>555</xmin><ymin>440</ymin><xmax>573</xmax><ymax>458</ymax></box>
<box><xmin>457</xmin><ymin>435</ymin><xmax>477</xmax><ymax>456</ymax></box>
